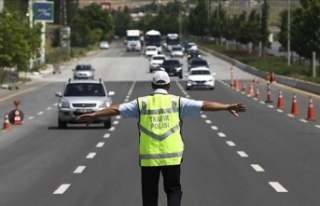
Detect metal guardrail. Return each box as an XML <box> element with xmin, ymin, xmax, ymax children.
<box><xmin>200</xmin><ymin>46</ymin><xmax>320</xmax><ymax>95</ymax></box>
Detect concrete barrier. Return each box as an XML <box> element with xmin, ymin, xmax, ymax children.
<box><xmin>200</xmin><ymin>46</ymin><xmax>320</xmax><ymax>95</ymax></box>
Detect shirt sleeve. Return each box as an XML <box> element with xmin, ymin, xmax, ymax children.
<box><xmin>118</xmin><ymin>99</ymin><xmax>139</xmax><ymax>119</ymax></box>
<box><xmin>179</xmin><ymin>97</ymin><xmax>203</xmax><ymax>119</ymax></box>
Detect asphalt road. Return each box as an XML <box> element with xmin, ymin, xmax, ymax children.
<box><xmin>0</xmin><ymin>41</ymin><xmax>320</xmax><ymax>206</ymax></box>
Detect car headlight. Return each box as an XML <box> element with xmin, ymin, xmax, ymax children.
<box><xmin>99</xmin><ymin>101</ymin><xmax>109</xmax><ymax>108</ymax></box>
<box><xmin>59</xmin><ymin>98</ymin><xmax>70</xmax><ymax>108</ymax></box>
<box><xmin>175</xmin><ymin>67</ymin><xmax>182</xmax><ymax>71</ymax></box>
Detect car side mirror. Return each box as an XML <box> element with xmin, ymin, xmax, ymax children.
<box><xmin>108</xmin><ymin>91</ymin><xmax>115</xmax><ymax>96</ymax></box>
<box><xmin>55</xmin><ymin>92</ymin><xmax>62</xmax><ymax>97</ymax></box>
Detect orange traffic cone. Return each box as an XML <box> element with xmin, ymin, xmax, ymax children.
<box><xmin>248</xmin><ymin>83</ymin><xmax>254</xmax><ymax>96</ymax></box>
<box><xmin>2</xmin><ymin>113</ymin><xmax>11</xmax><ymax>131</ymax></box>
<box><xmin>13</xmin><ymin>110</ymin><xmax>23</xmax><ymax>125</ymax></box>
<box><xmin>291</xmin><ymin>93</ymin><xmax>299</xmax><ymax>115</ymax></box>
<box><xmin>265</xmin><ymin>82</ymin><xmax>273</xmax><ymax>103</ymax></box>
<box><xmin>306</xmin><ymin>97</ymin><xmax>316</xmax><ymax>121</ymax></box>
<box><xmin>234</xmin><ymin>79</ymin><xmax>239</xmax><ymax>91</ymax></box>
<box><xmin>277</xmin><ymin>90</ymin><xmax>284</xmax><ymax>109</ymax></box>
<box><xmin>254</xmin><ymin>88</ymin><xmax>260</xmax><ymax>99</ymax></box>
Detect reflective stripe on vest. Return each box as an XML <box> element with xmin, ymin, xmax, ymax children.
<box><xmin>138</xmin><ymin>94</ymin><xmax>183</xmax><ymax>166</ymax></box>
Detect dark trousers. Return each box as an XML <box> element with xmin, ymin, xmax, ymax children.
<box><xmin>141</xmin><ymin>165</ymin><xmax>183</xmax><ymax>206</ymax></box>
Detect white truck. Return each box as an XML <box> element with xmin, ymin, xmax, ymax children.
<box><xmin>126</xmin><ymin>30</ymin><xmax>141</xmax><ymax>52</ymax></box>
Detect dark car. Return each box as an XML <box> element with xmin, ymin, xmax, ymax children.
<box><xmin>188</xmin><ymin>57</ymin><xmax>210</xmax><ymax>71</ymax></box>
<box><xmin>187</xmin><ymin>49</ymin><xmax>201</xmax><ymax>61</ymax></box>
<box><xmin>160</xmin><ymin>59</ymin><xmax>183</xmax><ymax>79</ymax></box>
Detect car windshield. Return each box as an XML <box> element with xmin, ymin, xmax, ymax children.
<box><xmin>153</xmin><ymin>56</ymin><xmax>165</xmax><ymax>60</ymax></box>
<box><xmin>191</xmin><ymin>60</ymin><xmax>208</xmax><ymax>67</ymax></box>
<box><xmin>75</xmin><ymin>65</ymin><xmax>92</xmax><ymax>71</ymax></box>
<box><xmin>163</xmin><ymin>60</ymin><xmax>179</xmax><ymax>66</ymax></box>
<box><xmin>64</xmin><ymin>83</ymin><xmax>106</xmax><ymax>97</ymax></box>
<box><xmin>190</xmin><ymin>70</ymin><xmax>211</xmax><ymax>75</ymax></box>
<box><xmin>147</xmin><ymin>47</ymin><xmax>156</xmax><ymax>51</ymax></box>
<box><xmin>172</xmin><ymin>47</ymin><xmax>182</xmax><ymax>51</ymax></box>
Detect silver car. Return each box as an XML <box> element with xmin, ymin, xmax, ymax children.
<box><xmin>55</xmin><ymin>79</ymin><xmax>115</xmax><ymax>129</ymax></box>
<box><xmin>73</xmin><ymin>64</ymin><xmax>95</xmax><ymax>79</ymax></box>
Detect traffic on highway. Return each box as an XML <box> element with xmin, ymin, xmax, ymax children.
<box><xmin>0</xmin><ymin>39</ymin><xmax>320</xmax><ymax>206</ymax></box>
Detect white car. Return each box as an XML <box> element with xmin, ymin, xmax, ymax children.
<box><xmin>99</xmin><ymin>41</ymin><xmax>109</xmax><ymax>49</ymax></box>
<box><xmin>186</xmin><ymin>67</ymin><xmax>215</xmax><ymax>90</ymax></box>
<box><xmin>186</xmin><ymin>42</ymin><xmax>198</xmax><ymax>52</ymax></box>
<box><xmin>149</xmin><ymin>54</ymin><xmax>167</xmax><ymax>73</ymax></box>
<box><xmin>145</xmin><ymin>46</ymin><xmax>158</xmax><ymax>58</ymax></box>
<box><xmin>170</xmin><ymin>45</ymin><xmax>184</xmax><ymax>58</ymax></box>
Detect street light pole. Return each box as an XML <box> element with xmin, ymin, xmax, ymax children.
<box><xmin>259</xmin><ymin>0</ymin><xmax>262</xmax><ymax>57</ymax></box>
<box><xmin>287</xmin><ymin>0</ymin><xmax>291</xmax><ymax>66</ymax></box>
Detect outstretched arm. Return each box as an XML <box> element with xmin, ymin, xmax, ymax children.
<box><xmin>201</xmin><ymin>101</ymin><xmax>247</xmax><ymax>117</ymax></box>
<box><xmin>76</xmin><ymin>104</ymin><xmax>120</xmax><ymax>126</ymax></box>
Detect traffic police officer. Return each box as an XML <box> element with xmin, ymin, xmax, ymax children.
<box><xmin>76</xmin><ymin>71</ymin><xmax>247</xmax><ymax>206</ymax></box>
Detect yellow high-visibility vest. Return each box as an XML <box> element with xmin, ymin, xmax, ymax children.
<box><xmin>138</xmin><ymin>94</ymin><xmax>184</xmax><ymax>166</ymax></box>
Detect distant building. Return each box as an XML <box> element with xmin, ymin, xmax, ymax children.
<box><xmin>101</xmin><ymin>1</ymin><xmax>111</xmax><ymax>10</ymax></box>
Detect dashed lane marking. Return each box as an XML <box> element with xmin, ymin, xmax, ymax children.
<box><xmin>251</xmin><ymin>164</ymin><xmax>265</xmax><ymax>172</ymax></box>
<box><xmin>205</xmin><ymin>119</ymin><xmax>212</xmax><ymax>124</ymax></box>
<box><xmin>269</xmin><ymin>182</ymin><xmax>288</xmax><ymax>192</ymax></box>
<box><xmin>217</xmin><ymin>132</ymin><xmax>226</xmax><ymax>138</ymax></box>
<box><xmin>37</xmin><ymin>111</ymin><xmax>44</xmax><ymax>115</ymax></box>
<box><xmin>113</xmin><ymin>120</ymin><xmax>119</xmax><ymax>125</ymax></box>
<box><xmin>96</xmin><ymin>142</ymin><xmax>104</xmax><ymax>148</ymax></box>
<box><xmin>28</xmin><ymin>116</ymin><xmax>34</xmax><ymax>120</ymax></box>
<box><xmin>237</xmin><ymin>151</ymin><xmax>249</xmax><ymax>157</ymax></box>
<box><xmin>103</xmin><ymin>133</ymin><xmax>111</xmax><ymax>138</ymax></box>
<box><xmin>46</xmin><ymin>107</ymin><xmax>52</xmax><ymax>110</ymax></box>
<box><xmin>201</xmin><ymin>114</ymin><xmax>207</xmax><ymax>118</ymax></box>
<box><xmin>226</xmin><ymin>141</ymin><xmax>236</xmax><ymax>147</ymax></box>
<box><xmin>211</xmin><ymin>126</ymin><xmax>218</xmax><ymax>130</ymax></box>
<box><xmin>74</xmin><ymin>166</ymin><xmax>86</xmax><ymax>174</ymax></box>
<box><xmin>109</xmin><ymin>127</ymin><xmax>115</xmax><ymax>131</ymax></box>
<box><xmin>53</xmin><ymin>184</ymin><xmax>70</xmax><ymax>194</ymax></box>
<box><xmin>86</xmin><ymin>153</ymin><xmax>96</xmax><ymax>159</ymax></box>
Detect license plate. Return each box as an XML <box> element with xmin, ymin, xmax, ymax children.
<box><xmin>76</xmin><ymin>109</ymin><xmax>92</xmax><ymax>113</ymax></box>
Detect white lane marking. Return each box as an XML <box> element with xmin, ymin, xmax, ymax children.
<box><xmin>113</xmin><ymin>120</ymin><xmax>119</xmax><ymax>125</ymax></box>
<box><xmin>46</xmin><ymin>107</ymin><xmax>52</xmax><ymax>110</ymax></box>
<box><xmin>268</xmin><ymin>105</ymin><xmax>274</xmax><ymax>108</ymax></box>
<box><xmin>287</xmin><ymin>114</ymin><xmax>295</xmax><ymax>118</ymax></box>
<box><xmin>125</xmin><ymin>98</ymin><xmax>129</xmax><ymax>102</ymax></box>
<box><xmin>116</xmin><ymin>115</ymin><xmax>121</xmax><ymax>119</ymax></box>
<box><xmin>269</xmin><ymin>182</ymin><xmax>288</xmax><ymax>192</ymax></box>
<box><xmin>217</xmin><ymin>132</ymin><xmax>226</xmax><ymax>138</ymax></box>
<box><xmin>226</xmin><ymin>141</ymin><xmax>236</xmax><ymax>147</ymax></box>
<box><xmin>211</xmin><ymin>126</ymin><xmax>218</xmax><ymax>130</ymax></box>
<box><xmin>276</xmin><ymin>109</ymin><xmax>283</xmax><ymax>113</ymax></box>
<box><xmin>54</xmin><ymin>103</ymin><xmax>58</xmax><ymax>106</ymax></box>
<box><xmin>53</xmin><ymin>184</ymin><xmax>71</xmax><ymax>194</ymax></box>
<box><xmin>86</xmin><ymin>153</ymin><xmax>96</xmax><ymax>159</ymax></box>
<box><xmin>103</xmin><ymin>133</ymin><xmax>111</xmax><ymax>138</ymax></box>
<box><xmin>251</xmin><ymin>164</ymin><xmax>265</xmax><ymax>172</ymax></box>
<box><xmin>205</xmin><ymin>120</ymin><xmax>212</xmax><ymax>124</ymax></box>
<box><xmin>300</xmin><ymin>119</ymin><xmax>307</xmax><ymax>123</ymax></box>
<box><xmin>185</xmin><ymin>95</ymin><xmax>190</xmax><ymax>98</ymax></box>
<box><xmin>109</xmin><ymin>127</ymin><xmax>115</xmax><ymax>131</ymax></box>
<box><xmin>38</xmin><ymin>111</ymin><xmax>44</xmax><ymax>115</ymax></box>
<box><xmin>28</xmin><ymin>116</ymin><xmax>34</xmax><ymax>120</ymax></box>
<box><xmin>96</xmin><ymin>142</ymin><xmax>104</xmax><ymax>148</ymax></box>
<box><xmin>315</xmin><ymin>125</ymin><xmax>320</xmax><ymax>129</ymax></box>
<box><xmin>201</xmin><ymin>114</ymin><xmax>207</xmax><ymax>118</ymax></box>
<box><xmin>126</xmin><ymin>95</ymin><xmax>130</xmax><ymax>99</ymax></box>
<box><xmin>260</xmin><ymin>101</ymin><xmax>265</xmax><ymax>105</ymax></box>
<box><xmin>237</xmin><ymin>151</ymin><xmax>249</xmax><ymax>157</ymax></box>
<box><xmin>74</xmin><ymin>166</ymin><xmax>86</xmax><ymax>174</ymax></box>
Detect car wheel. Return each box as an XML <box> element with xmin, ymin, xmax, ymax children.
<box><xmin>210</xmin><ymin>87</ymin><xmax>214</xmax><ymax>90</ymax></box>
<box><xmin>58</xmin><ymin>118</ymin><xmax>67</xmax><ymax>129</ymax></box>
<box><xmin>186</xmin><ymin>87</ymin><xmax>191</xmax><ymax>90</ymax></box>
<box><xmin>104</xmin><ymin>119</ymin><xmax>112</xmax><ymax>129</ymax></box>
